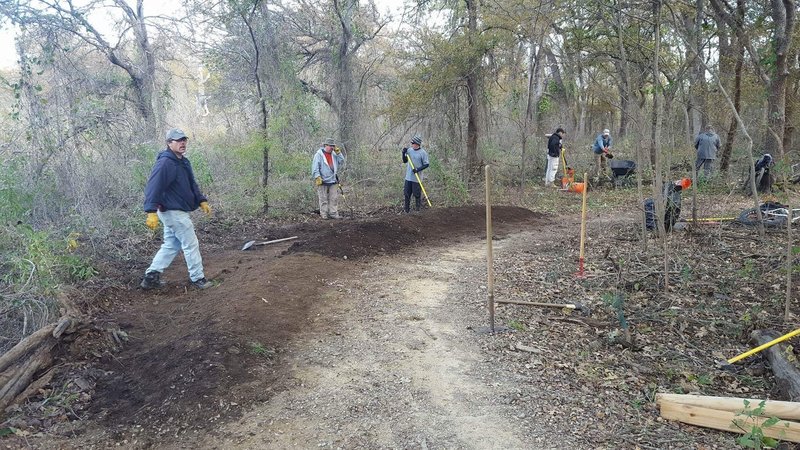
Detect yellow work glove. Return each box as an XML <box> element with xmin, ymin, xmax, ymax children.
<box><xmin>334</xmin><ymin>146</ymin><xmax>342</xmax><ymax>155</ymax></box>
<box><xmin>199</xmin><ymin>201</ymin><xmax>211</xmax><ymax>215</ymax></box>
<box><xmin>315</xmin><ymin>176</ymin><xmax>323</xmax><ymax>186</ymax></box>
<box><xmin>146</xmin><ymin>212</ymin><xmax>159</xmax><ymax>230</ymax></box>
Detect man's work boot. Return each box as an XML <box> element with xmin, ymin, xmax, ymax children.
<box><xmin>140</xmin><ymin>271</ymin><xmax>166</xmax><ymax>290</ymax></box>
<box><xmin>191</xmin><ymin>278</ymin><xmax>211</xmax><ymax>290</ymax></box>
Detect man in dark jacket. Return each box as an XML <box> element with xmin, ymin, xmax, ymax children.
<box><xmin>544</xmin><ymin>128</ymin><xmax>565</xmax><ymax>187</ymax></box>
<box><xmin>694</xmin><ymin>125</ymin><xmax>721</xmax><ymax>177</ymax></box>
<box><xmin>140</xmin><ymin>128</ymin><xmax>212</xmax><ymax>290</ymax></box>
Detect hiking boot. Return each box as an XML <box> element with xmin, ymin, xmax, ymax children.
<box><xmin>140</xmin><ymin>271</ymin><xmax>166</xmax><ymax>290</ymax></box>
<box><xmin>191</xmin><ymin>278</ymin><xmax>211</xmax><ymax>290</ymax></box>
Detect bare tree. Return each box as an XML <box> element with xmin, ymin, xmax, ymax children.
<box><xmin>710</xmin><ymin>0</ymin><xmax>796</xmax><ymax>158</ymax></box>
<box><xmin>291</xmin><ymin>0</ymin><xmax>387</xmax><ymax>156</ymax></box>
<box><xmin>2</xmin><ymin>0</ymin><xmax>163</xmax><ymax>138</ymax></box>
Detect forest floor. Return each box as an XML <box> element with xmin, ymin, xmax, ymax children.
<box><xmin>1</xmin><ymin>185</ymin><xmax>799</xmax><ymax>449</ymax></box>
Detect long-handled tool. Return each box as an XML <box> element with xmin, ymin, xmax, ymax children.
<box><xmin>724</xmin><ymin>328</ymin><xmax>800</xmax><ymax>365</ymax></box>
<box><xmin>336</xmin><ymin>175</ymin><xmax>354</xmax><ymax>218</ymax></box>
<box><xmin>680</xmin><ymin>217</ymin><xmax>736</xmax><ymax>222</ymax></box>
<box><xmin>406</xmin><ymin>157</ymin><xmax>432</xmax><ymax>207</ymax></box>
<box><xmin>495</xmin><ymin>299</ymin><xmax>591</xmax><ymax>316</ymax></box>
<box><xmin>241</xmin><ymin>236</ymin><xmax>298</xmax><ymax>251</ymax></box>
<box><xmin>559</xmin><ymin>148</ymin><xmax>575</xmax><ymax>189</ymax></box>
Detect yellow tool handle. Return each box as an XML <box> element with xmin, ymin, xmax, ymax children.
<box><xmin>407</xmin><ymin>158</ymin><xmax>432</xmax><ymax>207</ymax></box>
<box><xmin>727</xmin><ymin>328</ymin><xmax>800</xmax><ymax>364</ymax></box>
<box><xmin>683</xmin><ymin>217</ymin><xmax>736</xmax><ymax>222</ymax></box>
<box><xmin>560</xmin><ymin>148</ymin><xmax>568</xmax><ymax>178</ymax></box>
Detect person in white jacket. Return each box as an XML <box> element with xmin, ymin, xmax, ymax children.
<box><xmin>311</xmin><ymin>137</ymin><xmax>346</xmax><ymax>219</ymax></box>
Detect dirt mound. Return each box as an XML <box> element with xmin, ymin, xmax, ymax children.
<box><xmin>77</xmin><ymin>206</ymin><xmax>544</xmax><ymax>442</ymax></box>
<box><xmin>284</xmin><ymin>206</ymin><xmax>547</xmax><ymax>259</ymax></box>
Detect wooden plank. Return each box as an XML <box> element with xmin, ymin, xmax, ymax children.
<box><xmin>659</xmin><ymin>401</ymin><xmax>800</xmax><ymax>443</ymax></box>
<box><xmin>657</xmin><ymin>393</ymin><xmax>800</xmax><ymax>421</ymax></box>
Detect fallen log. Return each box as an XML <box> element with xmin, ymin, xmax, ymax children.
<box><xmin>659</xmin><ymin>401</ymin><xmax>800</xmax><ymax>443</ymax></box>
<box><xmin>657</xmin><ymin>393</ymin><xmax>800</xmax><ymax>420</ymax></box>
<box><xmin>0</xmin><ymin>324</ymin><xmax>56</xmax><ymax>374</ymax></box>
<box><xmin>0</xmin><ymin>315</ymin><xmax>83</xmax><ymax>417</ymax></box>
<box><xmin>752</xmin><ymin>329</ymin><xmax>800</xmax><ymax>401</ymax></box>
<box><xmin>0</xmin><ymin>346</ymin><xmax>52</xmax><ymax>412</ymax></box>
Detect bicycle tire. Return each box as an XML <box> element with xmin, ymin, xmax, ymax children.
<box><xmin>737</xmin><ymin>207</ymin><xmax>788</xmax><ymax>227</ymax></box>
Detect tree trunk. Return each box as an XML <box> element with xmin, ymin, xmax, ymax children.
<box><xmin>335</xmin><ymin>0</ymin><xmax>360</xmax><ymax>159</ymax></box>
<box><xmin>720</xmin><ymin>46</ymin><xmax>743</xmax><ymax>173</ymax></box>
<box><xmin>520</xmin><ymin>39</ymin><xmax>546</xmax><ymax>187</ymax></box>
<box><xmin>113</xmin><ymin>0</ymin><xmax>159</xmax><ymax>138</ymax></box>
<box><xmin>241</xmin><ymin>2</ymin><xmax>271</xmax><ymax>213</ymax></box>
<box><xmin>717</xmin><ymin>0</ymin><xmax>746</xmax><ymax>174</ymax></box>
<box><xmin>764</xmin><ymin>0</ymin><xmax>795</xmax><ymax>158</ymax></box>
<box><xmin>464</xmin><ymin>0</ymin><xmax>482</xmax><ymax>182</ymax></box>
<box><xmin>612</xmin><ymin>0</ymin><xmax>633</xmax><ymax>139</ymax></box>
<box><xmin>752</xmin><ymin>330</ymin><xmax>800</xmax><ymax>401</ymax></box>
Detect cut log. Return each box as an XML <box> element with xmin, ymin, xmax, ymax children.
<box><xmin>752</xmin><ymin>329</ymin><xmax>800</xmax><ymax>401</ymax></box>
<box><xmin>657</xmin><ymin>393</ymin><xmax>800</xmax><ymax>420</ymax></box>
<box><xmin>0</xmin><ymin>311</ymin><xmax>86</xmax><ymax>418</ymax></box>
<box><xmin>0</xmin><ymin>324</ymin><xmax>55</xmax><ymax>374</ymax></box>
<box><xmin>0</xmin><ymin>346</ymin><xmax>52</xmax><ymax>412</ymax></box>
<box><xmin>659</xmin><ymin>401</ymin><xmax>800</xmax><ymax>443</ymax></box>
<box><xmin>13</xmin><ymin>366</ymin><xmax>56</xmax><ymax>407</ymax></box>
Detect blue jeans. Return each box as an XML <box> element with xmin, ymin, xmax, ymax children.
<box><xmin>146</xmin><ymin>210</ymin><xmax>205</xmax><ymax>282</ymax></box>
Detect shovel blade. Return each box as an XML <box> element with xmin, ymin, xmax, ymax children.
<box><xmin>241</xmin><ymin>240</ymin><xmax>256</xmax><ymax>251</ymax></box>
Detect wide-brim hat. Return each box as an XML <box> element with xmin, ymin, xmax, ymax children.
<box><xmin>322</xmin><ymin>138</ymin><xmax>336</xmax><ymax>147</ymax></box>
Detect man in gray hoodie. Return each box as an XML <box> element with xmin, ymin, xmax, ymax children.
<box><xmin>311</xmin><ymin>138</ymin><xmax>346</xmax><ymax>219</ymax></box>
<box><xmin>694</xmin><ymin>125</ymin><xmax>721</xmax><ymax>177</ymax></box>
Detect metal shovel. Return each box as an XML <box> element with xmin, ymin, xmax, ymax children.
<box><xmin>241</xmin><ymin>236</ymin><xmax>298</xmax><ymax>251</ymax></box>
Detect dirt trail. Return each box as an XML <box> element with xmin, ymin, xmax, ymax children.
<box><xmin>210</xmin><ymin>239</ymin><xmax>569</xmax><ymax>449</ymax></box>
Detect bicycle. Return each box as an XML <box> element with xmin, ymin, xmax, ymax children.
<box><xmin>737</xmin><ymin>202</ymin><xmax>800</xmax><ymax>228</ymax></box>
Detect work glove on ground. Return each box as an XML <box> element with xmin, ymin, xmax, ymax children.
<box><xmin>199</xmin><ymin>201</ymin><xmax>211</xmax><ymax>215</ymax></box>
<box><xmin>146</xmin><ymin>212</ymin><xmax>159</xmax><ymax>230</ymax></box>
<box><xmin>315</xmin><ymin>176</ymin><xmax>323</xmax><ymax>186</ymax></box>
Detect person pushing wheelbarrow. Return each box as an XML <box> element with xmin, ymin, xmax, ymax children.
<box><xmin>401</xmin><ymin>135</ymin><xmax>431</xmax><ymax>213</ymax></box>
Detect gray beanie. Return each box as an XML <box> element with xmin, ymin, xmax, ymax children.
<box><xmin>411</xmin><ymin>135</ymin><xmax>422</xmax><ymax>145</ymax></box>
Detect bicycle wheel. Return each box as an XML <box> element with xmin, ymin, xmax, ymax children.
<box><xmin>737</xmin><ymin>207</ymin><xmax>788</xmax><ymax>227</ymax></box>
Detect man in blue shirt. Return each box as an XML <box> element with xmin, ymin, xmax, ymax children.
<box><xmin>592</xmin><ymin>129</ymin><xmax>613</xmax><ymax>179</ymax></box>
<box><xmin>402</xmin><ymin>135</ymin><xmax>430</xmax><ymax>213</ymax></box>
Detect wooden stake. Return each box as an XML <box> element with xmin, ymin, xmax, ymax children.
<box><xmin>485</xmin><ymin>165</ymin><xmax>495</xmax><ymax>332</ymax></box>
<box><xmin>578</xmin><ymin>172</ymin><xmax>588</xmax><ymax>277</ymax></box>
